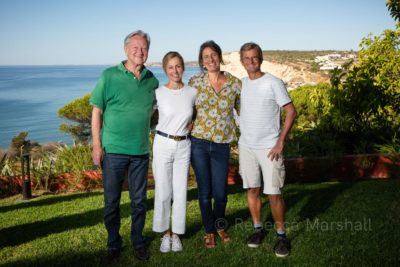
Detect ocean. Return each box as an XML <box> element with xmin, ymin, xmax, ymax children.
<box><xmin>0</xmin><ymin>65</ymin><xmax>201</xmax><ymax>149</ymax></box>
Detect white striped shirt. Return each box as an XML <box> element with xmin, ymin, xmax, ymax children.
<box><xmin>239</xmin><ymin>73</ymin><xmax>291</xmax><ymax>149</ymax></box>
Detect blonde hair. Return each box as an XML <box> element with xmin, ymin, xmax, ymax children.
<box><xmin>162</xmin><ymin>51</ymin><xmax>185</xmax><ymax>73</ymax></box>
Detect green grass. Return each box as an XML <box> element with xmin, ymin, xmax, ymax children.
<box><xmin>1</xmin><ymin>179</ymin><xmax>399</xmax><ymax>266</ymax></box>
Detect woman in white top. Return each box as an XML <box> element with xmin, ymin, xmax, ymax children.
<box><xmin>152</xmin><ymin>51</ymin><xmax>197</xmax><ymax>253</ymax></box>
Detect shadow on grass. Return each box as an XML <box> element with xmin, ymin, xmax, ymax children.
<box><xmin>0</xmin><ymin>191</ymin><xmax>104</xmax><ymax>213</ymax></box>
<box><xmin>183</xmin><ymin>185</ymin><xmax>247</xmax><ymax>239</ymax></box>
<box><xmin>225</xmin><ymin>184</ymin><xmax>276</xmax><ymax>238</ymax></box>
<box><xmin>2</xmin><ymin>248</ymin><xmax>106</xmax><ymax>267</ymax></box>
<box><xmin>1</xmin><ymin>183</ymin><xmax>203</xmax><ymax>214</ymax></box>
<box><xmin>225</xmin><ymin>184</ymin><xmax>252</xmax><ymax>229</ymax></box>
<box><xmin>285</xmin><ymin>182</ymin><xmax>355</xmax><ymax>221</ymax></box>
<box><xmin>0</xmin><ymin>204</ymin><xmax>107</xmax><ymax>248</ymax></box>
<box><xmin>1</xmin><ymin>193</ymin><xmax>156</xmax><ymax>248</ymax></box>
<box><xmin>283</xmin><ymin>181</ymin><xmax>355</xmax><ymax>241</ymax></box>
<box><xmin>220</xmin><ymin>182</ymin><xmax>355</xmax><ymax>242</ymax></box>
<box><xmin>184</xmin><ymin>181</ymin><xmax>355</xmax><ymax>244</ymax></box>
<box><xmin>0</xmin><ymin>183</ymin><xmax>274</xmax><ymax>249</ymax></box>
<box><xmin>0</xmin><ymin>186</ymin><xmax>208</xmax><ymax>248</ymax></box>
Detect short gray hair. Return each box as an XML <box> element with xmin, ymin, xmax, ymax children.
<box><xmin>124</xmin><ymin>30</ymin><xmax>151</xmax><ymax>47</ymax></box>
<box><xmin>240</xmin><ymin>42</ymin><xmax>263</xmax><ymax>62</ymax></box>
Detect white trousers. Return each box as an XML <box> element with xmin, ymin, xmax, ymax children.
<box><xmin>152</xmin><ymin>134</ymin><xmax>190</xmax><ymax>234</ymax></box>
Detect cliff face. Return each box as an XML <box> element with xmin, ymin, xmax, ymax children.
<box><xmin>221</xmin><ymin>52</ymin><xmax>329</xmax><ymax>90</ymax></box>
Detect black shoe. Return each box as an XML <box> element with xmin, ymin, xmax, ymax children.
<box><xmin>105</xmin><ymin>248</ymin><xmax>120</xmax><ymax>263</ymax></box>
<box><xmin>274</xmin><ymin>236</ymin><xmax>291</xmax><ymax>257</ymax></box>
<box><xmin>247</xmin><ymin>230</ymin><xmax>265</xmax><ymax>248</ymax></box>
<box><xmin>134</xmin><ymin>246</ymin><xmax>150</xmax><ymax>261</ymax></box>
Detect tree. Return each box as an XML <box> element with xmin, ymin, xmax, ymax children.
<box><xmin>289</xmin><ymin>83</ymin><xmax>331</xmax><ymax>131</ymax></box>
<box><xmin>57</xmin><ymin>94</ymin><xmax>92</xmax><ymax>144</ymax></box>
<box><xmin>10</xmin><ymin>131</ymin><xmax>30</xmax><ymax>154</ymax></box>
<box><xmin>9</xmin><ymin>132</ymin><xmax>39</xmax><ymax>157</ymax></box>
<box><xmin>329</xmin><ymin>25</ymin><xmax>400</xmax><ymax>150</ymax></box>
<box><xmin>285</xmin><ymin>83</ymin><xmax>348</xmax><ymax>158</ymax></box>
<box><xmin>387</xmin><ymin>0</ymin><xmax>400</xmax><ymax>21</ymax></box>
<box><xmin>286</xmin><ymin>1</ymin><xmax>400</xmax><ymax>157</ymax></box>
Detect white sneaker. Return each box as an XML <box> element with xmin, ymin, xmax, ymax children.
<box><xmin>160</xmin><ymin>233</ymin><xmax>171</xmax><ymax>253</ymax></box>
<box><xmin>171</xmin><ymin>234</ymin><xmax>183</xmax><ymax>252</ymax></box>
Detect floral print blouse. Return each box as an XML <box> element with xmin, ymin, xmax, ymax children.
<box><xmin>189</xmin><ymin>71</ymin><xmax>241</xmax><ymax>144</ymax></box>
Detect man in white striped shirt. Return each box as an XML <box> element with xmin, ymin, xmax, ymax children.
<box><xmin>238</xmin><ymin>42</ymin><xmax>297</xmax><ymax>257</ymax></box>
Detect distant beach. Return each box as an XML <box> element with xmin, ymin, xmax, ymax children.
<box><xmin>0</xmin><ymin>65</ymin><xmax>200</xmax><ymax>149</ymax></box>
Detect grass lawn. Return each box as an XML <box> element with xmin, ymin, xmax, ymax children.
<box><xmin>0</xmin><ymin>179</ymin><xmax>399</xmax><ymax>266</ymax></box>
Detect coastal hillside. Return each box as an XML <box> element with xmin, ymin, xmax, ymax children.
<box><xmin>221</xmin><ymin>50</ymin><xmax>356</xmax><ymax>90</ymax></box>
<box><xmin>147</xmin><ymin>50</ymin><xmax>357</xmax><ymax>90</ymax></box>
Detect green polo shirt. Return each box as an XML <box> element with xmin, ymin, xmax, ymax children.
<box><xmin>90</xmin><ymin>61</ymin><xmax>159</xmax><ymax>155</ymax></box>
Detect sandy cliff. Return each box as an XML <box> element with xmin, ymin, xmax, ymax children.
<box><xmin>221</xmin><ymin>52</ymin><xmax>328</xmax><ymax>90</ymax></box>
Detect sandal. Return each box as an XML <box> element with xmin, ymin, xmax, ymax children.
<box><xmin>204</xmin><ymin>233</ymin><xmax>216</xmax><ymax>248</ymax></box>
<box><xmin>217</xmin><ymin>229</ymin><xmax>231</xmax><ymax>242</ymax></box>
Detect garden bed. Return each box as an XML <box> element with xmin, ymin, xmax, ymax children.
<box><xmin>1</xmin><ymin>154</ymin><xmax>398</xmax><ymax>198</ymax></box>
<box><xmin>285</xmin><ymin>154</ymin><xmax>399</xmax><ymax>183</ymax></box>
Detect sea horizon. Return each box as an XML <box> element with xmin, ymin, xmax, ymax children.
<box><xmin>0</xmin><ymin>65</ymin><xmax>200</xmax><ymax>149</ymax></box>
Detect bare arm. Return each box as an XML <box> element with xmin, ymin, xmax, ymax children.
<box><xmin>267</xmin><ymin>102</ymin><xmax>297</xmax><ymax>161</ymax></box>
<box><xmin>91</xmin><ymin>106</ymin><xmax>103</xmax><ymax>166</ymax></box>
<box><xmin>186</xmin><ymin>106</ymin><xmax>197</xmax><ymax>132</ymax></box>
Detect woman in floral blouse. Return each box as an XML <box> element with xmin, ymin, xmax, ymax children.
<box><xmin>189</xmin><ymin>40</ymin><xmax>241</xmax><ymax>248</ymax></box>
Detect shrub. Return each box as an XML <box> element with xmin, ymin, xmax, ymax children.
<box><xmin>54</xmin><ymin>144</ymin><xmax>93</xmax><ymax>175</ymax></box>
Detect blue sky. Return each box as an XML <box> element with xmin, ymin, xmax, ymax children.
<box><xmin>0</xmin><ymin>0</ymin><xmax>396</xmax><ymax>65</ymax></box>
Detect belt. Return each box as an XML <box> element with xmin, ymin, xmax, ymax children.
<box><xmin>156</xmin><ymin>130</ymin><xmax>189</xmax><ymax>141</ymax></box>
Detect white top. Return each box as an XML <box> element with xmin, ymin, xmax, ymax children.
<box><xmin>155</xmin><ymin>85</ymin><xmax>197</xmax><ymax>136</ymax></box>
<box><xmin>239</xmin><ymin>73</ymin><xmax>292</xmax><ymax>149</ymax></box>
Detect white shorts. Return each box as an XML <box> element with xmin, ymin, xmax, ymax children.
<box><xmin>239</xmin><ymin>144</ymin><xmax>286</xmax><ymax>195</ymax></box>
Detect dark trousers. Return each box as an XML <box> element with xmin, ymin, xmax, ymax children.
<box><xmin>190</xmin><ymin>136</ymin><xmax>230</xmax><ymax>233</ymax></box>
<box><xmin>102</xmin><ymin>153</ymin><xmax>149</xmax><ymax>250</ymax></box>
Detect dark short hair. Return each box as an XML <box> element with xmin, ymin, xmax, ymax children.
<box><xmin>239</xmin><ymin>42</ymin><xmax>263</xmax><ymax>62</ymax></box>
<box><xmin>124</xmin><ymin>30</ymin><xmax>151</xmax><ymax>48</ymax></box>
<box><xmin>162</xmin><ymin>51</ymin><xmax>185</xmax><ymax>73</ymax></box>
<box><xmin>198</xmin><ymin>40</ymin><xmax>224</xmax><ymax>72</ymax></box>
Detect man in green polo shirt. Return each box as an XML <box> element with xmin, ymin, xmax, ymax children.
<box><xmin>90</xmin><ymin>30</ymin><xmax>159</xmax><ymax>262</ymax></box>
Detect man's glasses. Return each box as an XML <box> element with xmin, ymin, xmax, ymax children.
<box><xmin>242</xmin><ymin>56</ymin><xmax>260</xmax><ymax>63</ymax></box>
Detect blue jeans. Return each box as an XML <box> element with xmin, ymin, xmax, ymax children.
<box><xmin>102</xmin><ymin>153</ymin><xmax>149</xmax><ymax>250</ymax></box>
<box><xmin>190</xmin><ymin>136</ymin><xmax>230</xmax><ymax>233</ymax></box>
